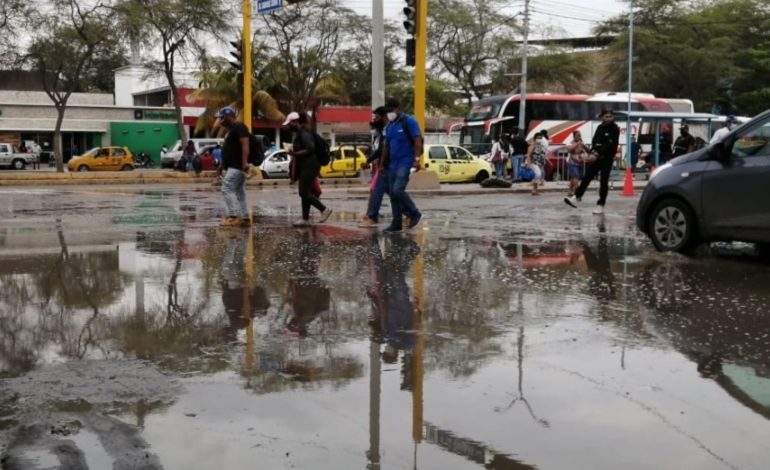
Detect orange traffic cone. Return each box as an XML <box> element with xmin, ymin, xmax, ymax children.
<box><xmin>622</xmin><ymin>167</ymin><xmax>635</xmax><ymax>196</ymax></box>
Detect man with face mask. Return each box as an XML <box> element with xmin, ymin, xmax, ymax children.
<box><xmin>285</xmin><ymin>111</ymin><xmax>333</xmax><ymax>227</ymax></box>
<box><xmin>359</xmin><ymin>107</ymin><xmax>389</xmax><ymax>228</ymax></box>
<box><xmin>381</xmin><ymin>97</ymin><xmax>423</xmax><ymax>233</ymax></box>
<box><xmin>217</xmin><ymin>106</ymin><xmax>251</xmax><ymax>227</ymax></box>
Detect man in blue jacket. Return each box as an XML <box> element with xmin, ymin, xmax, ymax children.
<box><xmin>381</xmin><ymin>97</ymin><xmax>423</xmax><ymax>233</ymax></box>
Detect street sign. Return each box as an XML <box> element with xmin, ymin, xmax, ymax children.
<box><xmin>257</xmin><ymin>0</ymin><xmax>282</xmax><ymax>14</ymax></box>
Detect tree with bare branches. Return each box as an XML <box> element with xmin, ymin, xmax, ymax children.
<box><xmin>22</xmin><ymin>0</ymin><xmax>118</xmax><ymax>172</ymax></box>
<box><xmin>116</xmin><ymin>0</ymin><xmax>231</xmax><ymax>142</ymax></box>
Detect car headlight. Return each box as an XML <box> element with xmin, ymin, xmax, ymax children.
<box><xmin>649</xmin><ymin>162</ymin><xmax>671</xmax><ymax>181</ymax></box>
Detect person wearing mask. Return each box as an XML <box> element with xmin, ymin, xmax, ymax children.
<box><xmin>217</xmin><ymin>106</ymin><xmax>251</xmax><ymax>227</ymax></box>
<box><xmin>525</xmin><ymin>131</ymin><xmax>546</xmax><ymax>195</ymax></box>
<box><xmin>564</xmin><ymin>109</ymin><xmax>620</xmax><ymax>215</ymax></box>
<box><xmin>284</xmin><ymin>112</ymin><xmax>333</xmax><ymax>227</ymax></box>
<box><xmin>510</xmin><ymin>127</ymin><xmax>528</xmax><ymax>182</ymax></box>
<box><xmin>566</xmin><ymin>130</ymin><xmax>589</xmax><ymax>197</ymax></box>
<box><xmin>381</xmin><ymin>97</ymin><xmax>422</xmax><ymax>233</ymax></box>
<box><xmin>359</xmin><ymin>107</ymin><xmax>390</xmax><ymax>228</ymax></box>
<box><xmin>710</xmin><ymin>115</ymin><xmax>738</xmax><ymax>144</ymax></box>
<box><xmin>490</xmin><ymin>134</ymin><xmax>511</xmax><ymax>179</ymax></box>
<box><xmin>673</xmin><ymin>124</ymin><xmax>695</xmax><ymax>158</ymax></box>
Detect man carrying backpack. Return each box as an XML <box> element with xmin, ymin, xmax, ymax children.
<box><xmin>217</xmin><ymin>106</ymin><xmax>251</xmax><ymax>227</ymax></box>
<box><xmin>381</xmin><ymin>97</ymin><xmax>422</xmax><ymax>233</ymax></box>
<box><xmin>285</xmin><ymin>111</ymin><xmax>333</xmax><ymax>227</ymax></box>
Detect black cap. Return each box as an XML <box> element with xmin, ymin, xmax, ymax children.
<box><xmin>385</xmin><ymin>97</ymin><xmax>400</xmax><ymax>110</ymax></box>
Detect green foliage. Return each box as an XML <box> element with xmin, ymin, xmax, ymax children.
<box><xmin>601</xmin><ymin>0</ymin><xmax>770</xmax><ymax>115</ymax></box>
<box><xmin>428</xmin><ymin>0</ymin><xmax>520</xmax><ymax>105</ymax></box>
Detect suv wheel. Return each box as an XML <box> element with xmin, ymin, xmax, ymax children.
<box><xmin>648</xmin><ymin>198</ymin><xmax>697</xmax><ymax>252</ymax></box>
<box><xmin>12</xmin><ymin>159</ymin><xmax>25</xmax><ymax>170</ymax></box>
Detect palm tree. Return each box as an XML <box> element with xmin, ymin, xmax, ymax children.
<box><xmin>191</xmin><ymin>61</ymin><xmax>284</xmax><ymax>137</ymax></box>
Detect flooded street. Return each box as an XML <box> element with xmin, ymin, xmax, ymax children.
<box><xmin>1</xmin><ymin>185</ymin><xmax>769</xmax><ymax>469</ymax></box>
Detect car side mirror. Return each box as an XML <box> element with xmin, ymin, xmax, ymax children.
<box><xmin>712</xmin><ymin>140</ymin><xmax>731</xmax><ymax>162</ymax></box>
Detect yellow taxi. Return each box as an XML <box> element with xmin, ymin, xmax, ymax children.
<box><xmin>67</xmin><ymin>146</ymin><xmax>134</xmax><ymax>172</ymax></box>
<box><xmin>421</xmin><ymin>144</ymin><xmax>492</xmax><ymax>183</ymax></box>
<box><xmin>320</xmin><ymin>146</ymin><xmax>367</xmax><ymax>178</ymax></box>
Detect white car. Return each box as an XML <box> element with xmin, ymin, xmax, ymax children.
<box><xmin>260</xmin><ymin>150</ymin><xmax>291</xmax><ymax>179</ymax></box>
<box><xmin>161</xmin><ymin>138</ymin><xmax>223</xmax><ymax>168</ymax></box>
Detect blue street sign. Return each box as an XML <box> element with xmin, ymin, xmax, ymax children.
<box><xmin>257</xmin><ymin>0</ymin><xmax>283</xmax><ymax>14</ymax></box>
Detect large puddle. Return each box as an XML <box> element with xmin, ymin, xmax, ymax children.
<box><xmin>1</xmin><ymin>189</ymin><xmax>770</xmax><ymax>469</ymax></box>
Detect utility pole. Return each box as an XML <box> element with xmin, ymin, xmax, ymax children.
<box><xmin>372</xmin><ymin>0</ymin><xmax>385</xmax><ymax>109</ymax></box>
<box><xmin>518</xmin><ymin>0</ymin><xmax>530</xmax><ymax>136</ymax></box>
<box><xmin>626</xmin><ymin>0</ymin><xmax>634</xmax><ymax>166</ymax></box>
<box><xmin>242</xmin><ymin>0</ymin><xmax>252</xmax><ymax>132</ymax></box>
<box><xmin>413</xmin><ymin>0</ymin><xmax>428</xmax><ymax>131</ymax></box>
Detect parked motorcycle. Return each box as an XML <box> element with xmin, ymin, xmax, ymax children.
<box><xmin>134</xmin><ymin>152</ymin><xmax>153</xmax><ymax>168</ymax></box>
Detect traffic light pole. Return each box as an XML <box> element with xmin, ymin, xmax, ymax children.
<box><xmin>518</xmin><ymin>0</ymin><xmax>530</xmax><ymax>137</ymax></box>
<box><xmin>413</xmin><ymin>0</ymin><xmax>427</xmax><ymax>132</ymax></box>
<box><xmin>242</xmin><ymin>0</ymin><xmax>252</xmax><ymax>132</ymax></box>
<box><xmin>372</xmin><ymin>0</ymin><xmax>385</xmax><ymax>109</ymax></box>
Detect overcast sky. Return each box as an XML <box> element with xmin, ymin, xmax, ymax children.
<box><xmin>343</xmin><ymin>0</ymin><xmax>629</xmax><ymax>38</ymax></box>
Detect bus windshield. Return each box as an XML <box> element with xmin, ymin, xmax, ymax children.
<box><xmin>466</xmin><ymin>96</ymin><xmax>507</xmax><ymax>121</ymax></box>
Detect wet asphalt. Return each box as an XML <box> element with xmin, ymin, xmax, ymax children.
<box><xmin>0</xmin><ymin>183</ymin><xmax>769</xmax><ymax>470</ymax></box>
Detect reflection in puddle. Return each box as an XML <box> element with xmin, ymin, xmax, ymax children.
<box><xmin>2</xmin><ymin>205</ymin><xmax>770</xmax><ymax>469</ymax></box>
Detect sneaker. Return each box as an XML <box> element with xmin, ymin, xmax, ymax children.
<box><xmin>407</xmin><ymin>212</ymin><xmax>422</xmax><ymax>229</ymax></box>
<box><xmin>318</xmin><ymin>208</ymin><xmax>333</xmax><ymax>223</ymax></box>
<box><xmin>220</xmin><ymin>217</ymin><xmax>240</xmax><ymax>227</ymax></box>
<box><xmin>383</xmin><ymin>224</ymin><xmax>402</xmax><ymax>234</ymax></box>
<box><xmin>292</xmin><ymin>219</ymin><xmax>311</xmax><ymax>227</ymax></box>
<box><xmin>358</xmin><ymin>216</ymin><xmax>378</xmax><ymax>228</ymax></box>
<box><xmin>239</xmin><ymin>218</ymin><xmax>252</xmax><ymax>227</ymax></box>
<box><xmin>564</xmin><ymin>195</ymin><xmax>579</xmax><ymax>208</ymax></box>
<box><xmin>593</xmin><ymin>205</ymin><xmax>605</xmax><ymax>215</ymax></box>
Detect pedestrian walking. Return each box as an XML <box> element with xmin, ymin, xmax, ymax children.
<box><xmin>359</xmin><ymin>106</ymin><xmax>390</xmax><ymax>228</ymax></box>
<box><xmin>710</xmin><ymin>115</ymin><xmax>739</xmax><ymax>144</ymax></box>
<box><xmin>183</xmin><ymin>141</ymin><xmax>196</xmax><ymax>172</ymax></box>
<box><xmin>217</xmin><ymin>106</ymin><xmax>251</xmax><ymax>227</ymax></box>
<box><xmin>673</xmin><ymin>124</ymin><xmax>695</xmax><ymax>158</ymax></box>
<box><xmin>525</xmin><ymin>132</ymin><xmax>546</xmax><ymax>195</ymax></box>
<box><xmin>284</xmin><ymin>111</ymin><xmax>332</xmax><ymax>227</ymax></box>
<box><xmin>490</xmin><ymin>134</ymin><xmax>511</xmax><ymax>179</ymax></box>
<box><xmin>510</xmin><ymin>128</ymin><xmax>528</xmax><ymax>182</ymax></box>
<box><xmin>381</xmin><ymin>97</ymin><xmax>423</xmax><ymax>233</ymax></box>
<box><xmin>564</xmin><ymin>109</ymin><xmax>620</xmax><ymax>215</ymax></box>
<box><xmin>566</xmin><ymin>130</ymin><xmax>589</xmax><ymax>197</ymax></box>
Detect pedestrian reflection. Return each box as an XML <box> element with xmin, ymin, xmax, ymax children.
<box><xmin>220</xmin><ymin>230</ymin><xmax>269</xmax><ymax>340</ymax></box>
<box><xmin>286</xmin><ymin>229</ymin><xmax>330</xmax><ymax>337</ymax></box>
<box><xmin>581</xmin><ymin>222</ymin><xmax>615</xmax><ymax>304</ymax></box>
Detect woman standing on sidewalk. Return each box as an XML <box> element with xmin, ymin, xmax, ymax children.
<box><xmin>525</xmin><ymin>132</ymin><xmax>546</xmax><ymax>195</ymax></box>
<box><xmin>489</xmin><ymin>134</ymin><xmax>511</xmax><ymax>179</ymax></box>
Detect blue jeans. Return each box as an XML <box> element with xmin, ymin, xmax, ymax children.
<box><xmin>387</xmin><ymin>166</ymin><xmax>419</xmax><ymax>227</ymax></box>
<box><xmin>367</xmin><ymin>168</ymin><xmax>389</xmax><ymax>222</ymax></box>
<box><xmin>493</xmin><ymin>160</ymin><xmax>505</xmax><ymax>178</ymax></box>
<box><xmin>511</xmin><ymin>155</ymin><xmax>524</xmax><ymax>181</ymax></box>
<box><xmin>222</xmin><ymin>167</ymin><xmax>247</xmax><ymax>219</ymax></box>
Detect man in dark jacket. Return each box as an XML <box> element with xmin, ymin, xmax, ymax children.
<box><xmin>359</xmin><ymin>107</ymin><xmax>389</xmax><ymax>228</ymax></box>
<box><xmin>565</xmin><ymin>109</ymin><xmax>620</xmax><ymax>215</ymax></box>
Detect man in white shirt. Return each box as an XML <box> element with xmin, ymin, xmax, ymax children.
<box><xmin>710</xmin><ymin>115</ymin><xmax>738</xmax><ymax>144</ymax></box>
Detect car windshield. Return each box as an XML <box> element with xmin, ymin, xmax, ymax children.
<box><xmin>82</xmin><ymin>148</ymin><xmax>100</xmax><ymax>157</ymax></box>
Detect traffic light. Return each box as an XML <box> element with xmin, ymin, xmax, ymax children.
<box><xmin>403</xmin><ymin>0</ymin><xmax>417</xmax><ymax>35</ymax></box>
<box><xmin>229</xmin><ymin>39</ymin><xmax>243</xmax><ymax>71</ymax></box>
<box><xmin>406</xmin><ymin>38</ymin><xmax>416</xmax><ymax>67</ymax></box>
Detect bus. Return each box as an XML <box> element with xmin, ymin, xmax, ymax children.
<box><xmin>460</xmin><ymin>92</ymin><xmax>674</xmax><ymax>155</ymax></box>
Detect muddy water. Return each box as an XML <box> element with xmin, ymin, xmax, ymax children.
<box><xmin>1</xmin><ymin>188</ymin><xmax>770</xmax><ymax>469</ymax></box>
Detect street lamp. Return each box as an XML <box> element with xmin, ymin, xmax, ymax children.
<box><xmin>626</xmin><ymin>0</ymin><xmax>634</xmax><ymax>167</ymax></box>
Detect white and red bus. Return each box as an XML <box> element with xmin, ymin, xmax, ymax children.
<box><xmin>460</xmin><ymin>92</ymin><xmax>674</xmax><ymax>156</ymax></box>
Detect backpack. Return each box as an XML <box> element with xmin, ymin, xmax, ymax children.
<box><xmin>312</xmin><ymin>132</ymin><xmax>331</xmax><ymax>166</ymax></box>
<box><xmin>400</xmin><ymin>115</ymin><xmax>424</xmax><ymax>157</ymax></box>
<box><xmin>249</xmin><ymin>134</ymin><xmax>266</xmax><ymax>166</ymax></box>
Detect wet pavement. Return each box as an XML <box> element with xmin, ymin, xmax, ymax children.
<box><xmin>1</xmin><ymin>185</ymin><xmax>769</xmax><ymax>470</ymax></box>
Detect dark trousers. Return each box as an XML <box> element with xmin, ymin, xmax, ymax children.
<box><xmin>575</xmin><ymin>156</ymin><xmax>613</xmax><ymax>206</ymax></box>
<box><xmin>297</xmin><ymin>163</ymin><xmax>326</xmax><ymax>220</ymax></box>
